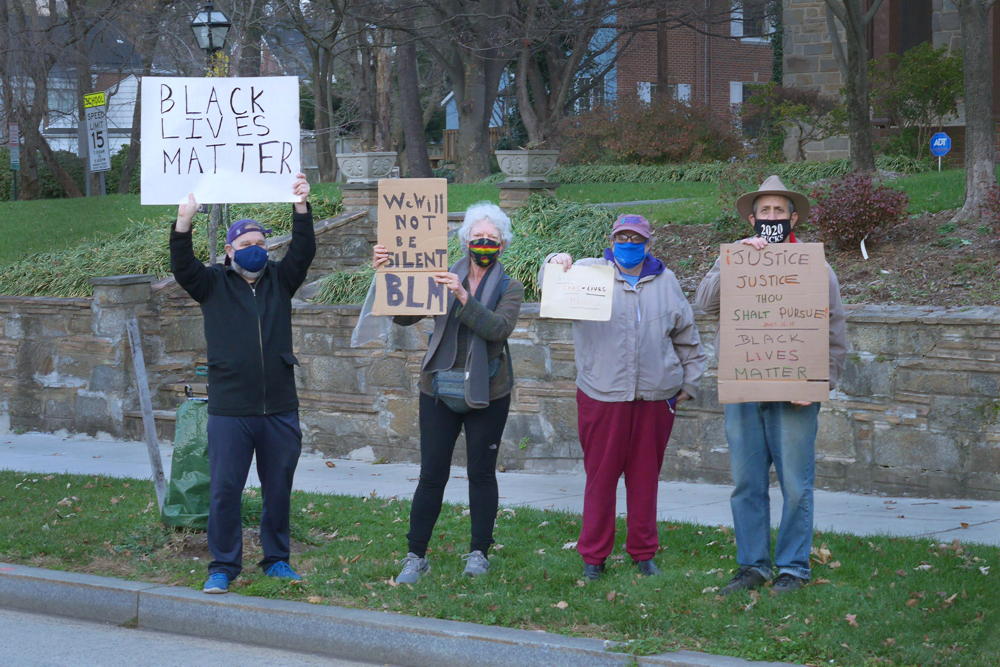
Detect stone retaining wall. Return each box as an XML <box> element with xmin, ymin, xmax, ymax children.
<box><xmin>2</xmin><ymin>270</ymin><xmax>998</xmax><ymax>498</ymax></box>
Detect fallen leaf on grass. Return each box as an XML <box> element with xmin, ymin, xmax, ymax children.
<box><xmin>553</xmin><ymin>600</ymin><xmax>569</xmax><ymax>610</ymax></box>
<box><xmin>906</xmin><ymin>598</ymin><xmax>919</xmax><ymax>607</ymax></box>
<box><xmin>914</xmin><ymin>563</ymin><xmax>933</xmax><ymax>571</ymax></box>
<box><xmin>606</xmin><ymin>590</ymin><xmax>617</xmax><ymax>602</ymax></box>
<box><xmin>979</xmin><ymin>566</ymin><xmax>990</xmax><ymax>575</ymax></box>
<box><xmin>702</xmin><ymin>586</ymin><xmax>719</xmax><ymax>594</ymax></box>
<box><xmin>385</xmin><ymin>578</ymin><xmax>399</xmax><ymax>587</ymax></box>
<box><xmin>828</xmin><ymin>561</ymin><xmax>841</xmax><ymax>569</ymax></box>
<box><xmin>811</xmin><ymin>544</ymin><xmax>833</xmax><ymax>565</ymax></box>
<box><xmin>307</xmin><ymin>596</ymin><xmax>324</xmax><ymax>604</ymax></box>
<box><xmin>813</xmin><ymin>578</ymin><xmax>831</xmax><ymax>585</ymax></box>
<box><xmin>562</xmin><ymin>541</ymin><xmax>577</xmax><ymax>550</ymax></box>
<box><xmin>845</xmin><ymin>613</ymin><xmax>859</xmax><ymax>627</ymax></box>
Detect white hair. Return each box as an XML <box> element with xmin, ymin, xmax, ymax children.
<box><xmin>458</xmin><ymin>201</ymin><xmax>514</xmax><ymax>246</ymax></box>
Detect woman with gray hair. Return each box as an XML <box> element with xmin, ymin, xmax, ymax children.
<box><xmin>372</xmin><ymin>201</ymin><xmax>523</xmax><ymax>584</ymax></box>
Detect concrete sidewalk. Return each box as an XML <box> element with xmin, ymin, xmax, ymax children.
<box><xmin>2</xmin><ymin>430</ymin><xmax>998</xmax><ymax>546</ymax></box>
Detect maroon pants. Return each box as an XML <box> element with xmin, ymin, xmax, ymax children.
<box><xmin>576</xmin><ymin>389</ymin><xmax>676</xmax><ymax>565</ymax></box>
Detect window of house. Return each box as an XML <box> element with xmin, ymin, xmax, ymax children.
<box><xmin>731</xmin><ymin>1</ymin><xmax>771</xmax><ymax>42</ymax></box>
<box><xmin>637</xmin><ymin>81</ymin><xmax>653</xmax><ymax>104</ymax></box>
<box><xmin>576</xmin><ymin>75</ymin><xmax>606</xmax><ymax>112</ymax></box>
<box><xmin>46</xmin><ymin>86</ymin><xmax>76</xmax><ymax>128</ymax></box>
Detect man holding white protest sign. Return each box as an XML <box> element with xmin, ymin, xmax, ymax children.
<box><xmin>695</xmin><ymin>175</ymin><xmax>847</xmax><ymax>595</ymax></box>
<box><xmin>169</xmin><ymin>173</ymin><xmax>314</xmax><ymax>594</ymax></box>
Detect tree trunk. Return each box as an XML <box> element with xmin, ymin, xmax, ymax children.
<box><xmin>951</xmin><ymin>0</ymin><xmax>997</xmax><ymax>223</ymax></box>
<box><xmin>397</xmin><ymin>37</ymin><xmax>432</xmax><ymax>177</ymax></box>
<box><xmin>515</xmin><ymin>48</ymin><xmax>544</xmax><ymax>145</ymax></box>
<box><xmin>453</xmin><ymin>58</ymin><xmax>502</xmax><ymax>182</ymax></box>
<box><xmin>236</xmin><ymin>0</ymin><xmax>264</xmax><ymax>77</ymax></box>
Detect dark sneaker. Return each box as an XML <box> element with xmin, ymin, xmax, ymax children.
<box><xmin>635</xmin><ymin>559</ymin><xmax>661</xmax><ymax>576</ymax></box>
<box><xmin>461</xmin><ymin>550</ymin><xmax>490</xmax><ymax>577</ymax></box>
<box><xmin>202</xmin><ymin>572</ymin><xmax>230</xmax><ymax>594</ymax></box>
<box><xmin>396</xmin><ymin>552</ymin><xmax>430</xmax><ymax>584</ymax></box>
<box><xmin>583</xmin><ymin>562</ymin><xmax>605</xmax><ymax>580</ymax></box>
<box><xmin>720</xmin><ymin>566</ymin><xmax>768</xmax><ymax>596</ymax></box>
<box><xmin>772</xmin><ymin>573</ymin><xmax>807</xmax><ymax>594</ymax></box>
<box><xmin>264</xmin><ymin>561</ymin><xmax>302</xmax><ymax>580</ymax></box>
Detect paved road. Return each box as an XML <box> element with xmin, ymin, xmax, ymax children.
<box><xmin>0</xmin><ymin>608</ymin><xmax>385</xmax><ymax>667</ymax></box>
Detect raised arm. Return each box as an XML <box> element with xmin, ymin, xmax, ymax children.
<box><xmin>276</xmin><ymin>174</ymin><xmax>317</xmax><ymax>294</ymax></box>
<box><xmin>170</xmin><ymin>193</ymin><xmax>213</xmax><ymax>303</ymax></box>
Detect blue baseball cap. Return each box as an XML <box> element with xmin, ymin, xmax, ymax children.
<box><xmin>225</xmin><ymin>219</ymin><xmax>273</xmax><ymax>245</ymax></box>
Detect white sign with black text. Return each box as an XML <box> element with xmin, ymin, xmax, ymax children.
<box><xmin>140</xmin><ymin>76</ymin><xmax>301</xmax><ymax>205</ymax></box>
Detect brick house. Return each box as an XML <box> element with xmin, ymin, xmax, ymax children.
<box><xmin>608</xmin><ymin>2</ymin><xmax>774</xmax><ymax>124</ymax></box>
<box><xmin>783</xmin><ymin>0</ymin><xmax>1000</xmax><ymax>161</ymax></box>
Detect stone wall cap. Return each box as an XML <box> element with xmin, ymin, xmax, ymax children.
<box><xmin>340</xmin><ymin>182</ymin><xmax>380</xmax><ymax>191</ymax></box>
<box><xmin>497</xmin><ymin>181</ymin><xmax>559</xmax><ymax>189</ymax></box>
<box><xmin>90</xmin><ymin>275</ymin><xmax>155</xmax><ymax>287</ymax></box>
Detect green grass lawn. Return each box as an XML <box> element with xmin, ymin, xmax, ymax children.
<box><xmin>1</xmin><ymin>470</ymin><xmax>996</xmax><ymax>666</ymax></box>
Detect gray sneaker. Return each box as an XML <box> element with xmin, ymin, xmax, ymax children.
<box><xmin>396</xmin><ymin>552</ymin><xmax>430</xmax><ymax>584</ymax></box>
<box><xmin>461</xmin><ymin>550</ymin><xmax>490</xmax><ymax>577</ymax></box>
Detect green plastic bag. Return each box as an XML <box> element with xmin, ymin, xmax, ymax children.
<box><xmin>161</xmin><ymin>399</ymin><xmax>210</xmax><ymax>529</ymax></box>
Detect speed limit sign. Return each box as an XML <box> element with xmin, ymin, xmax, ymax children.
<box><xmin>83</xmin><ymin>91</ymin><xmax>111</xmax><ymax>172</ymax></box>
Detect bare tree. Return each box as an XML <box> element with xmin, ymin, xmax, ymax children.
<box><xmin>951</xmin><ymin>0</ymin><xmax>997</xmax><ymax>224</ymax></box>
<box><xmin>355</xmin><ymin>1</ymin><xmax>518</xmax><ymax>182</ymax></box>
<box><xmin>822</xmin><ymin>0</ymin><xmax>885</xmax><ymax>173</ymax></box>
<box><xmin>275</xmin><ymin>0</ymin><xmax>347</xmax><ymax>181</ymax></box>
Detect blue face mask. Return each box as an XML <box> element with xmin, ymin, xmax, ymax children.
<box><xmin>612</xmin><ymin>242</ymin><xmax>646</xmax><ymax>269</ymax></box>
<box><xmin>234</xmin><ymin>245</ymin><xmax>268</xmax><ymax>272</ymax></box>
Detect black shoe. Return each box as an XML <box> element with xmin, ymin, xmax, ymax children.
<box><xmin>582</xmin><ymin>563</ymin><xmax>605</xmax><ymax>580</ymax></box>
<box><xmin>720</xmin><ymin>566</ymin><xmax>768</xmax><ymax>596</ymax></box>
<box><xmin>772</xmin><ymin>573</ymin><xmax>807</xmax><ymax>594</ymax></box>
<box><xmin>635</xmin><ymin>559</ymin><xmax>661</xmax><ymax>576</ymax></box>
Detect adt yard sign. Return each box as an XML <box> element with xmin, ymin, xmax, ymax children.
<box><xmin>930</xmin><ymin>132</ymin><xmax>951</xmax><ymax>171</ymax></box>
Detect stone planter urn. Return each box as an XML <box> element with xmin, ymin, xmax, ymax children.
<box><xmin>494</xmin><ymin>149</ymin><xmax>560</xmax><ymax>182</ymax></box>
<box><xmin>336</xmin><ymin>151</ymin><xmax>398</xmax><ymax>184</ymax></box>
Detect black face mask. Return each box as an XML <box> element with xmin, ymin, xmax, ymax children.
<box><xmin>754</xmin><ymin>219</ymin><xmax>792</xmax><ymax>244</ymax></box>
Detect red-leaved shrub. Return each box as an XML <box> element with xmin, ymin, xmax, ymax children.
<box><xmin>809</xmin><ymin>173</ymin><xmax>909</xmax><ymax>251</ymax></box>
<box><xmin>559</xmin><ymin>98</ymin><xmax>743</xmax><ymax>165</ymax></box>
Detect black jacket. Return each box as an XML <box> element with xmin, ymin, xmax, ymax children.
<box><xmin>169</xmin><ymin>205</ymin><xmax>316</xmax><ymax>416</ymax></box>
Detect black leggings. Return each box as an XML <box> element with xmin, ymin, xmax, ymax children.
<box><xmin>407</xmin><ymin>392</ymin><xmax>511</xmax><ymax>557</ymax></box>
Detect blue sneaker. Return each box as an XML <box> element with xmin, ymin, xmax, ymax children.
<box><xmin>264</xmin><ymin>561</ymin><xmax>302</xmax><ymax>580</ymax></box>
<box><xmin>202</xmin><ymin>572</ymin><xmax>230</xmax><ymax>594</ymax></box>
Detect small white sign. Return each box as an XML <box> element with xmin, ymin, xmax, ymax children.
<box><xmin>140</xmin><ymin>76</ymin><xmax>301</xmax><ymax>205</ymax></box>
<box><xmin>540</xmin><ymin>263</ymin><xmax>615</xmax><ymax>321</ymax></box>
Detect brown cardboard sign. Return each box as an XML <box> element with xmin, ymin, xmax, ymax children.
<box><xmin>372</xmin><ymin>178</ymin><xmax>449</xmax><ymax>316</ymax></box>
<box><xmin>717</xmin><ymin>242</ymin><xmax>830</xmax><ymax>403</ymax></box>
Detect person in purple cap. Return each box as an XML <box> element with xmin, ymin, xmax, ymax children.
<box><xmin>170</xmin><ymin>174</ymin><xmax>315</xmax><ymax>594</ymax></box>
<box><xmin>542</xmin><ymin>213</ymin><xmax>705</xmax><ymax>580</ymax></box>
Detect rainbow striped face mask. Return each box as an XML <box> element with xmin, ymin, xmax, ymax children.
<box><xmin>468</xmin><ymin>238</ymin><xmax>501</xmax><ymax>268</ymax></box>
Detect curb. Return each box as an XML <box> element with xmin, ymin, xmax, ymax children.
<box><xmin>0</xmin><ymin>563</ymin><xmax>797</xmax><ymax>667</ymax></box>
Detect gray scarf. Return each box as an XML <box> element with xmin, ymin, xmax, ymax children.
<box><xmin>423</xmin><ymin>256</ymin><xmax>505</xmax><ymax>410</ymax></box>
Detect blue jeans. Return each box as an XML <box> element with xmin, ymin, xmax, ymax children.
<box><xmin>724</xmin><ymin>402</ymin><xmax>820</xmax><ymax>580</ymax></box>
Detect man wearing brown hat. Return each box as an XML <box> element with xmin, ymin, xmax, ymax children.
<box><xmin>695</xmin><ymin>176</ymin><xmax>847</xmax><ymax>595</ymax></box>
<box><xmin>544</xmin><ymin>214</ymin><xmax>705</xmax><ymax>580</ymax></box>
<box><xmin>170</xmin><ymin>174</ymin><xmax>315</xmax><ymax>594</ymax></box>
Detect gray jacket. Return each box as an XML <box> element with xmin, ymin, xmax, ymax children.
<box><xmin>695</xmin><ymin>255</ymin><xmax>848</xmax><ymax>389</ymax></box>
<box><xmin>540</xmin><ymin>254</ymin><xmax>706</xmax><ymax>402</ymax></box>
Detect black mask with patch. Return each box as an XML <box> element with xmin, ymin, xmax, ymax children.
<box><xmin>754</xmin><ymin>219</ymin><xmax>792</xmax><ymax>244</ymax></box>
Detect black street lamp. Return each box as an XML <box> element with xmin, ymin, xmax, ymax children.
<box><xmin>190</xmin><ymin>4</ymin><xmax>231</xmax><ymax>57</ymax></box>
<box><xmin>191</xmin><ymin>3</ymin><xmax>231</xmax><ymax>264</ymax></box>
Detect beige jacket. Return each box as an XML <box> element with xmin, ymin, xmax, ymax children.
<box><xmin>540</xmin><ymin>254</ymin><xmax>706</xmax><ymax>402</ymax></box>
<box><xmin>694</xmin><ymin>254</ymin><xmax>848</xmax><ymax>389</ymax></box>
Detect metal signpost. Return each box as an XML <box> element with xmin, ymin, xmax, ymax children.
<box><xmin>83</xmin><ymin>91</ymin><xmax>111</xmax><ymax>195</ymax></box>
<box><xmin>7</xmin><ymin>121</ymin><xmax>19</xmax><ymax>201</ymax></box>
<box><xmin>929</xmin><ymin>131</ymin><xmax>951</xmax><ymax>172</ymax></box>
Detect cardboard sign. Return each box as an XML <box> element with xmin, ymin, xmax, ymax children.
<box><xmin>717</xmin><ymin>242</ymin><xmax>830</xmax><ymax>403</ymax></box>
<box><xmin>140</xmin><ymin>76</ymin><xmax>301</xmax><ymax>205</ymax></box>
<box><xmin>539</xmin><ymin>263</ymin><xmax>614</xmax><ymax>321</ymax></box>
<box><xmin>372</xmin><ymin>178</ymin><xmax>449</xmax><ymax>316</ymax></box>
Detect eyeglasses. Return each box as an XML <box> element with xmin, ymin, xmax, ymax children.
<box><xmin>613</xmin><ymin>233</ymin><xmax>647</xmax><ymax>244</ymax></box>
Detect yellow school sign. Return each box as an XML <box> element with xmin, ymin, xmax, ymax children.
<box><xmin>83</xmin><ymin>92</ymin><xmax>106</xmax><ymax>109</ymax></box>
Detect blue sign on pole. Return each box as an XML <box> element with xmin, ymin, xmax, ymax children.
<box><xmin>929</xmin><ymin>132</ymin><xmax>952</xmax><ymax>157</ymax></box>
